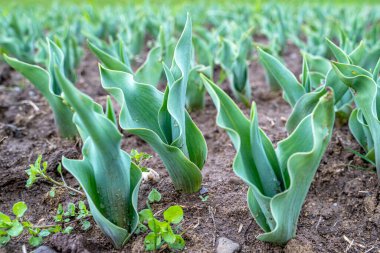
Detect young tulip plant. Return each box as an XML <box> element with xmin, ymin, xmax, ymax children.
<box><xmin>4</xmin><ymin>39</ymin><xmax>78</xmax><ymax>138</ymax></box>
<box><xmin>99</xmin><ymin>14</ymin><xmax>207</xmax><ymax>193</ymax></box>
<box><xmin>216</xmin><ymin>28</ymin><xmax>253</xmax><ymax>106</ymax></box>
<box><xmin>88</xmin><ymin>26</ymin><xmax>167</xmax><ymax>87</ymax></box>
<box><xmin>0</xmin><ymin>15</ymin><xmax>42</xmax><ymax>64</ymax></box>
<box><xmin>53</xmin><ymin>66</ymin><xmax>142</xmax><ymax>249</ymax></box>
<box><xmin>257</xmin><ymin>46</ymin><xmax>353</xmax><ymax>122</ymax></box>
<box><xmin>184</xmin><ymin>27</ymin><xmax>220</xmax><ymax>111</ymax></box>
<box><xmin>201</xmin><ymin>75</ymin><xmax>335</xmax><ymax>244</ymax></box>
<box><xmin>324</xmin><ymin>39</ymin><xmax>380</xmax><ymax>122</ymax></box>
<box><xmin>53</xmin><ymin>31</ymin><xmax>83</xmax><ymax>83</ymax></box>
<box><xmin>185</xmin><ymin>31</ymin><xmax>213</xmax><ymax>111</ymax></box>
<box><xmin>332</xmin><ymin>59</ymin><xmax>380</xmax><ymax>178</ymax></box>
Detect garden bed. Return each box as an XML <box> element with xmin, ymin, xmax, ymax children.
<box><xmin>0</xmin><ymin>45</ymin><xmax>378</xmax><ymax>253</ymax></box>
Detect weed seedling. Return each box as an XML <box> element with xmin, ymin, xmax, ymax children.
<box><xmin>139</xmin><ymin>189</ymin><xmax>186</xmax><ymax>251</ymax></box>
<box><xmin>26</xmin><ymin>155</ymin><xmax>84</xmax><ymax>196</ymax></box>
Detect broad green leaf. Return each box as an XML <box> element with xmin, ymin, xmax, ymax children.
<box><xmin>349</xmin><ymin>109</ymin><xmax>372</xmax><ymax>152</ymax></box>
<box><xmin>0</xmin><ymin>235</ymin><xmax>11</xmax><ymax>246</ymax></box>
<box><xmin>3</xmin><ymin>40</ymin><xmax>77</xmax><ymax>138</ymax></box>
<box><xmin>258</xmin><ymin>46</ymin><xmax>282</xmax><ymax>91</ymax></box>
<box><xmin>88</xmin><ymin>40</ymin><xmax>133</xmax><ymax>74</ymax></box>
<box><xmin>99</xmin><ymin>15</ymin><xmax>206</xmax><ymax>193</ymax></box>
<box><xmin>56</xmin><ymin>67</ymin><xmax>142</xmax><ymax>249</ymax></box>
<box><xmin>148</xmin><ymin>189</ymin><xmax>162</xmax><ymax>203</ymax></box>
<box><xmin>216</xmin><ymin>35</ymin><xmax>251</xmax><ymax>105</ymax></box>
<box><xmin>186</xmin><ymin>65</ymin><xmax>210</xmax><ymax>111</ymax></box>
<box><xmin>163</xmin><ymin>205</ymin><xmax>183</xmax><ymax>224</ymax></box>
<box><xmin>168</xmin><ymin>235</ymin><xmax>185</xmax><ymax>250</ymax></box>
<box><xmin>38</xmin><ymin>229</ymin><xmax>50</xmax><ymax>237</ymax></box>
<box><xmin>203</xmin><ymin>75</ymin><xmax>335</xmax><ymax>244</ymax></box>
<box><xmin>62</xmin><ymin>226</ymin><xmax>74</xmax><ymax>234</ymax></box>
<box><xmin>259</xmin><ymin>91</ymin><xmax>334</xmax><ymax>243</ymax></box>
<box><xmin>144</xmin><ymin>232</ymin><xmax>161</xmax><ymax>251</ymax></box>
<box><xmin>147</xmin><ymin>219</ymin><xmax>164</xmax><ymax>233</ymax></box>
<box><xmin>161</xmin><ymin>224</ymin><xmax>176</xmax><ymax>244</ymax></box>
<box><xmin>135</xmin><ymin>45</ymin><xmax>163</xmax><ymax>86</ymax></box>
<box><xmin>81</xmin><ymin>221</ymin><xmax>92</xmax><ymax>231</ymax></box>
<box><xmin>0</xmin><ymin>213</ymin><xmax>11</xmax><ymax>227</ymax></box>
<box><xmin>286</xmin><ymin>87</ymin><xmax>327</xmax><ymax>133</ymax></box>
<box><xmin>166</xmin><ymin>13</ymin><xmax>192</xmax><ymax>153</ymax></box>
<box><xmin>139</xmin><ymin>209</ymin><xmax>154</xmax><ymax>223</ymax></box>
<box><xmin>326</xmin><ymin>38</ymin><xmax>351</xmax><ymax>64</ymax></box>
<box><xmin>202</xmin><ymin>76</ymin><xmax>274</xmax><ymax>230</ymax></box>
<box><xmin>332</xmin><ymin>61</ymin><xmax>380</xmax><ymax>177</ymax></box>
<box><xmin>8</xmin><ymin>220</ymin><xmax>23</xmax><ymax>237</ymax></box>
<box><xmin>105</xmin><ymin>96</ymin><xmax>117</xmax><ymax>125</ymax></box>
<box><xmin>12</xmin><ymin>202</ymin><xmax>27</xmax><ymax>218</ymax></box>
<box><xmin>28</xmin><ymin>236</ymin><xmax>43</xmax><ymax>247</ymax></box>
<box><xmin>250</xmin><ymin>104</ymin><xmax>283</xmax><ymax>196</ymax></box>
<box><xmin>257</xmin><ymin>47</ymin><xmax>305</xmax><ymax>107</ymax></box>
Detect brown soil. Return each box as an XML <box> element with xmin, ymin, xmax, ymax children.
<box><xmin>0</xmin><ymin>44</ymin><xmax>379</xmax><ymax>253</ymax></box>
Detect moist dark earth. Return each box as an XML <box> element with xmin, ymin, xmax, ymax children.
<box><xmin>0</xmin><ymin>42</ymin><xmax>379</xmax><ymax>253</ymax></box>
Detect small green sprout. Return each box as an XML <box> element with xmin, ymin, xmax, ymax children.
<box><xmin>148</xmin><ymin>188</ymin><xmax>162</xmax><ymax>203</ymax></box>
<box><xmin>139</xmin><ymin>189</ymin><xmax>186</xmax><ymax>251</ymax></box>
<box><xmin>130</xmin><ymin>149</ymin><xmax>153</xmax><ymax>173</ymax></box>
<box><xmin>0</xmin><ymin>202</ymin><xmax>27</xmax><ymax>246</ymax></box>
<box><xmin>26</xmin><ymin>155</ymin><xmax>84</xmax><ymax>196</ymax></box>
<box><xmin>199</xmin><ymin>195</ymin><xmax>209</xmax><ymax>202</ymax></box>
<box><xmin>0</xmin><ymin>201</ymin><xmax>92</xmax><ymax>248</ymax></box>
<box><xmin>140</xmin><ymin>206</ymin><xmax>185</xmax><ymax>251</ymax></box>
<box><xmin>54</xmin><ymin>201</ymin><xmax>91</xmax><ymax>228</ymax></box>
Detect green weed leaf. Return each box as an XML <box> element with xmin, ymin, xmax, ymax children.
<box><xmin>163</xmin><ymin>205</ymin><xmax>183</xmax><ymax>224</ymax></box>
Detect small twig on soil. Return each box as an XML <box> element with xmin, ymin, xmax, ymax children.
<box><xmin>244</xmin><ymin>219</ymin><xmax>254</xmax><ymax>242</ymax></box>
<box><xmin>265</xmin><ymin>116</ymin><xmax>275</xmax><ymax>127</ymax></box>
<box><xmin>22</xmin><ymin>244</ymin><xmax>27</xmax><ymax>253</ymax></box>
<box><xmin>34</xmin><ymin>216</ymin><xmax>92</xmax><ymax>229</ymax></box>
<box><xmin>18</xmin><ymin>100</ymin><xmax>40</xmax><ymax>112</ymax></box>
<box><xmin>158</xmin><ymin>244</ymin><xmax>168</xmax><ymax>253</ymax></box>
<box><xmin>364</xmin><ymin>246</ymin><xmax>375</xmax><ymax>253</ymax></box>
<box><xmin>153</xmin><ymin>205</ymin><xmax>187</xmax><ymax>217</ymax></box>
<box><xmin>208</xmin><ymin>206</ymin><xmax>217</xmax><ymax>247</ymax></box>
<box><xmin>343</xmin><ymin>235</ymin><xmax>354</xmax><ymax>252</ymax></box>
<box><xmin>238</xmin><ymin>223</ymin><xmax>243</xmax><ymax>233</ymax></box>
<box><xmin>180</xmin><ymin>217</ymin><xmax>201</xmax><ymax>236</ymax></box>
<box><xmin>41</xmin><ymin>172</ymin><xmax>85</xmax><ymax>197</ymax></box>
<box><xmin>0</xmin><ymin>136</ymin><xmax>8</xmax><ymax>144</ymax></box>
<box><xmin>315</xmin><ymin>216</ymin><xmax>322</xmax><ymax>230</ymax></box>
<box><xmin>45</xmin><ymin>139</ymin><xmax>57</xmax><ymax>149</ymax></box>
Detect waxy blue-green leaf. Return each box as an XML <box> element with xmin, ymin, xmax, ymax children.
<box><xmin>88</xmin><ymin>40</ymin><xmax>133</xmax><ymax>74</ymax></box>
<box><xmin>257</xmin><ymin>47</ymin><xmax>305</xmax><ymax>107</ymax></box>
<box><xmin>55</xmin><ymin>68</ymin><xmax>142</xmax><ymax>249</ymax></box>
<box><xmin>3</xmin><ymin>40</ymin><xmax>77</xmax><ymax>138</ymax></box>
<box><xmin>256</xmin><ymin>46</ymin><xmax>281</xmax><ymax>91</ymax></box>
<box><xmin>99</xmin><ymin>15</ymin><xmax>206</xmax><ymax>193</ymax></box>
<box><xmin>53</xmin><ymin>32</ymin><xmax>83</xmax><ymax>83</ymax></box>
<box><xmin>202</xmin><ymin>75</ymin><xmax>334</xmax><ymax>244</ymax></box>
<box><xmin>216</xmin><ymin>35</ymin><xmax>251</xmax><ymax>106</ymax></box>
<box><xmin>89</xmin><ymin>29</ymin><xmax>164</xmax><ymax>87</ymax></box>
<box><xmin>302</xmin><ymin>52</ymin><xmax>330</xmax><ymax>91</ymax></box>
<box><xmin>332</xmin><ymin>61</ymin><xmax>380</xmax><ymax>177</ymax></box>
<box><xmin>135</xmin><ymin>45</ymin><xmax>163</xmax><ymax>85</ymax></box>
<box><xmin>186</xmin><ymin>65</ymin><xmax>211</xmax><ymax>111</ymax></box>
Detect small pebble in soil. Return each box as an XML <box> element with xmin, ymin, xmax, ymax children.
<box><xmin>228</xmin><ymin>177</ymin><xmax>241</xmax><ymax>185</ymax></box>
<box><xmin>33</xmin><ymin>246</ymin><xmax>58</xmax><ymax>253</ymax></box>
<box><xmin>200</xmin><ymin>186</ymin><xmax>208</xmax><ymax>195</ymax></box>
<box><xmin>216</xmin><ymin>237</ymin><xmax>241</xmax><ymax>253</ymax></box>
